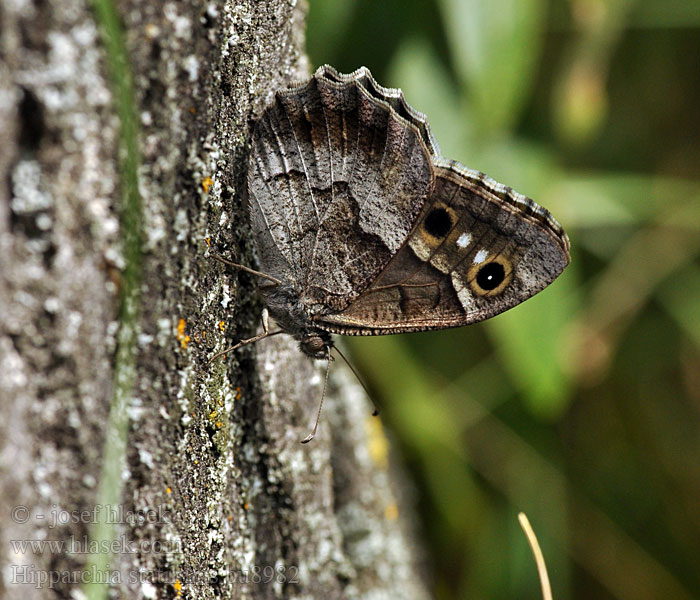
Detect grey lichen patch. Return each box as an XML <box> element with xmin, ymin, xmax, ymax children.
<box><xmin>0</xmin><ymin>0</ymin><xmax>122</xmax><ymax>595</ymax></box>
<box><xmin>180</xmin><ymin>373</ymin><xmax>197</xmax><ymax>407</ymax></box>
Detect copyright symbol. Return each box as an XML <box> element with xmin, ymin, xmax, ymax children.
<box><xmin>11</xmin><ymin>505</ymin><xmax>29</xmax><ymax>523</ymax></box>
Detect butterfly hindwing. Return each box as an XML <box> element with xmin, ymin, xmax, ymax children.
<box><xmin>315</xmin><ymin>164</ymin><xmax>570</xmax><ymax>334</ymax></box>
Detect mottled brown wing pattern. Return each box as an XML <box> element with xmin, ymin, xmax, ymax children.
<box><xmin>248</xmin><ymin>66</ymin><xmax>434</xmax><ymax>308</ymax></box>
<box><xmin>247</xmin><ymin>64</ymin><xmax>570</xmax><ymax>339</ymax></box>
<box><xmin>315</xmin><ymin>163</ymin><xmax>570</xmax><ymax>334</ymax></box>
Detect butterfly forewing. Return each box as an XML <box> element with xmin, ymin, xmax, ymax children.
<box><xmin>248</xmin><ymin>66</ymin><xmax>434</xmax><ymax>309</ymax></box>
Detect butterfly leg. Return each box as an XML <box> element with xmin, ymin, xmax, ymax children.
<box><xmin>207</xmin><ymin>309</ymin><xmax>275</xmax><ymax>365</ymax></box>
<box><xmin>210</xmin><ymin>253</ymin><xmax>283</xmax><ymax>286</ymax></box>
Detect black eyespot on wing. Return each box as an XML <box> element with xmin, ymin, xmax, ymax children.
<box><xmin>424</xmin><ymin>207</ymin><xmax>452</xmax><ymax>238</ymax></box>
<box><xmin>466</xmin><ymin>256</ymin><xmax>513</xmax><ymax>297</ymax></box>
<box><xmin>476</xmin><ymin>262</ymin><xmax>505</xmax><ymax>291</ymax></box>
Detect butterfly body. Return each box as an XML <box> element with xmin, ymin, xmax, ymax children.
<box><xmin>247</xmin><ymin>65</ymin><xmax>570</xmax><ymax>359</ymax></box>
<box><xmin>260</xmin><ymin>283</ymin><xmax>333</xmax><ymax>358</ymax></box>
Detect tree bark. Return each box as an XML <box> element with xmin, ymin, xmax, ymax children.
<box><xmin>0</xmin><ymin>1</ymin><xmax>430</xmax><ymax>598</ymax></box>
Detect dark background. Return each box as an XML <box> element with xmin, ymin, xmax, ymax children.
<box><xmin>307</xmin><ymin>1</ymin><xmax>700</xmax><ymax>598</ymax></box>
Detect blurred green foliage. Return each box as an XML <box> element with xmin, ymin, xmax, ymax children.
<box><xmin>307</xmin><ymin>1</ymin><xmax>700</xmax><ymax>598</ymax></box>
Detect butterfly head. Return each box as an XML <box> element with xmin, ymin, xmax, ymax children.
<box><xmin>299</xmin><ymin>331</ymin><xmax>333</xmax><ymax>360</ymax></box>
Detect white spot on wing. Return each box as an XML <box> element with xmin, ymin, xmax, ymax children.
<box><xmin>473</xmin><ymin>249</ymin><xmax>489</xmax><ymax>264</ymax></box>
<box><xmin>456</xmin><ymin>232</ymin><xmax>471</xmax><ymax>248</ymax></box>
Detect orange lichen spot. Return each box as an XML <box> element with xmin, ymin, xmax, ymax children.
<box><xmin>202</xmin><ymin>330</ymin><xmax>206</xmax><ymax>337</ymax></box>
<box><xmin>209</xmin><ymin>410</ymin><xmax>217</xmax><ymax>419</ymax></box>
<box><xmin>189</xmin><ymin>106</ymin><xmax>196</xmax><ymax>114</ymax></box>
<box><xmin>216</xmin><ymin>421</ymin><xmax>222</xmax><ymax>428</ymax></box>
<box><xmin>243</xmin><ymin>502</ymin><xmax>249</xmax><ymax>511</ymax></box>
<box><xmin>176</xmin><ymin>319</ymin><xmax>191</xmax><ymax>349</ymax></box>
<box><xmin>166</xmin><ymin>487</ymin><xmax>172</xmax><ymax>494</ymax></box>
<box><xmin>194</xmin><ymin>459</ymin><xmax>199</xmax><ymax>465</ymax></box>
<box><xmin>384</xmin><ymin>503</ymin><xmax>399</xmax><ymax>521</ymax></box>
<box><xmin>218</xmin><ymin>320</ymin><xmax>225</xmax><ymax>332</ymax></box>
<box><xmin>201</xmin><ymin>176</ymin><xmax>213</xmax><ymax>193</ymax></box>
<box><xmin>205</xmin><ymin>237</ymin><xmax>211</xmax><ymax>247</ymax></box>
<box><xmin>173</xmin><ymin>579</ymin><xmax>183</xmax><ymax>595</ymax></box>
<box><xmin>235</xmin><ymin>387</ymin><xmax>242</xmax><ymax>400</ymax></box>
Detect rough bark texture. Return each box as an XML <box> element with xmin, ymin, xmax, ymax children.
<box><xmin>0</xmin><ymin>0</ymin><xmax>429</xmax><ymax>598</ymax></box>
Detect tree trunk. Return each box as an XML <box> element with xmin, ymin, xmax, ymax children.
<box><xmin>0</xmin><ymin>1</ymin><xmax>430</xmax><ymax>598</ymax></box>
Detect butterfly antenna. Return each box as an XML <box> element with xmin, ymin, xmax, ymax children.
<box><xmin>301</xmin><ymin>346</ymin><xmax>333</xmax><ymax>444</ymax></box>
<box><xmin>333</xmin><ymin>345</ymin><xmax>380</xmax><ymax>416</ymax></box>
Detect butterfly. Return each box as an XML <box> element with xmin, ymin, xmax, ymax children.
<box><xmin>215</xmin><ymin>65</ymin><xmax>570</xmax><ymax>442</ymax></box>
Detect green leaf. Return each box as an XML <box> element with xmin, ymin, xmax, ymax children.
<box><xmin>306</xmin><ymin>0</ymin><xmax>356</xmax><ymax>67</ymax></box>
<box><xmin>387</xmin><ymin>37</ymin><xmax>467</xmax><ymax>159</ymax></box>
<box><xmin>631</xmin><ymin>0</ymin><xmax>700</xmax><ymax>27</ymax></box>
<box><xmin>487</xmin><ymin>262</ymin><xmax>581</xmax><ymax>418</ymax></box>
<box><xmin>658</xmin><ymin>264</ymin><xmax>700</xmax><ymax>349</ymax></box>
<box><xmin>438</xmin><ymin>0</ymin><xmax>547</xmax><ymax>134</ymax></box>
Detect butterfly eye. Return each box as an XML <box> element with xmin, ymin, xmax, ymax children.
<box><xmin>468</xmin><ymin>256</ymin><xmax>513</xmax><ymax>296</ymax></box>
<box><xmin>423</xmin><ymin>206</ymin><xmax>454</xmax><ymax>239</ymax></box>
